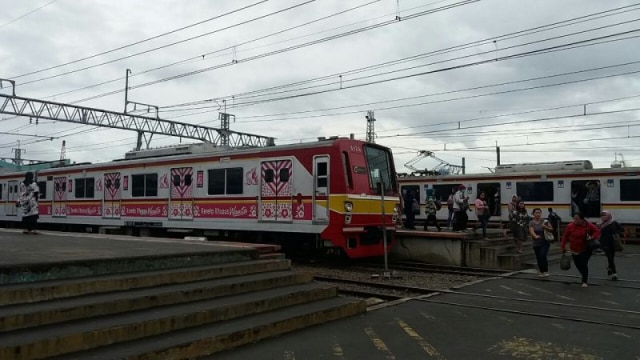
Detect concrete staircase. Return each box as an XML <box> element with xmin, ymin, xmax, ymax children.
<box><xmin>465</xmin><ymin>231</ymin><xmax>562</xmax><ymax>270</ymax></box>
<box><xmin>0</xmin><ymin>255</ymin><xmax>365</xmax><ymax>359</ymax></box>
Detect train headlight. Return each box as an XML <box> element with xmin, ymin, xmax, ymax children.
<box><xmin>344</xmin><ymin>201</ymin><xmax>353</xmax><ymax>212</ymax></box>
<box><xmin>394</xmin><ymin>204</ymin><xmax>401</xmax><ymax>214</ymax></box>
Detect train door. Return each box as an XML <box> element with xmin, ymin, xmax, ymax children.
<box><xmin>313</xmin><ymin>156</ymin><xmax>329</xmax><ymax>223</ymax></box>
<box><xmin>169</xmin><ymin>167</ymin><xmax>193</xmax><ymax>220</ymax></box>
<box><xmin>259</xmin><ymin>159</ymin><xmax>292</xmax><ymax>222</ymax></box>
<box><xmin>477</xmin><ymin>182</ymin><xmax>501</xmax><ymax>217</ymax></box>
<box><xmin>103</xmin><ymin>172</ymin><xmax>122</xmax><ymax>219</ymax></box>
<box><xmin>6</xmin><ymin>181</ymin><xmax>18</xmax><ymax>216</ymax></box>
<box><xmin>53</xmin><ymin>177</ymin><xmax>67</xmax><ymax>217</ymax></box>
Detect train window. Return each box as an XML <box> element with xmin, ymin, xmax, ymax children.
<box><xmin>37</xmin><ymin>181</ymin><xmax>46</xmax><ymax>199</ymax></box>
<box><xmin>432</xmin><ymin>184</ymin><xmax>460</xmax><ymax>204</ymax></box>
<box><xmin>279</xmin><ymin>168</ymin><xmax>290</xmax><ymax>182</ymax></box>
<box><xmin>208</xmin><ymin>169</ymin><xmax>225</xmax><ymax>195</ymax></box>
<box><xmin>132</xmin><ymin>174</ymin><xmax>158</xmax><ymax>197</ymax></box>
<box><xmin>477</xmin><ymin>182</ymin><xmax>501</xmax><ymax>216</ymax></box>
<box><xmin>0</xmin><ymin>184</ymin><xmax>3</xmax><ymax>199</ymax></box>
<box><xmin>342</xmin><ymin>152</ymin><xmax>353</xmax><ymax>189</ymax></box>
<box><xmin>620</xmin><ymin>179</ymin><xmax>640</xmax><ymax>201</ymax></box>
<box><xmin>75</xmin><ymin>178</ymin><xmax>95</xmax><ymax>198</ymax></box>
<box><xmin>516</xmin><ymin>181</ymin><xmax>553</xmax><ymax>202</ymax></box>
<box><xmin>364</xmin><ymin>145</ymin><xmax>394</xmax><ymax>193</ymax></box>
<box><xmin>226</xmin><ymin>167</ymin><xmax>243</xmax><ymax>194</ymax></box>
<box><xmin>208</xmin><ymin>168</ymin><xmax>243</xmax><ymax>195</ymax></box>
<box><xmin>184</xmin><ymin>174</ymin><xmax>192</xmax><ymax>186</ymax></box>
<box><xmin>570</xmin><ymin>180</ymin><xmax>600</xmax><ymax>217</ymax></box>
<box><xmin>401</xmin><ymin>185</ymin><xmax>420</xmax><ymax>203</ymax></box>
<box><xmin>173</xmin><ymin>175</ymin><xmax>181</xmax><ymax>187</ymax></box>
<box><xmin>264</xmin><ymin>169</ymin><xmax>274</xmax><ymax>183</ymax></box>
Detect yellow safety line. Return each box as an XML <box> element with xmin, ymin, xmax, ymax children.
<box><xmin>364</xmin><ymin>326</ymin><xmax>396</xmax><ymax>359</ymax></box>
<box><xmin>283</xmin><ymin>350</ymin><xmax>295</xmax><ymax>360</ymax></box>
<box><xmin>332</xmin><ymin>338</ymin><xmax>345</xmax><ymax>358</ymax></box>
<box><xmin>397</xmin><ymin>319</ymin><xmax>447</xmax><ymax>360</ymax></box>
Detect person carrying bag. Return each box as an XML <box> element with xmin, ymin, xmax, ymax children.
<box><xmin>560</xmin><ymin>212</ymin><xmax>600</xmax><ymax>288</ymax></box>
<box><xmin>597</xmin><ymin>210</ymin><xmax>623</xmax><ymax>281</ymax></box>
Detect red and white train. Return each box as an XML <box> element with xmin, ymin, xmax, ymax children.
<box><xmin>0</xmin><ymin>138</ymin><xmax>400</xmax><ymax>258</ymax></box>
<box><xmin>398</xmin><ymin>160</ymin><xmax>640</xmax><ymax>233</ymax></box>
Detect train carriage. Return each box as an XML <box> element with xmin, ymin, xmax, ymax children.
<box><xmin>398</xmin><ymin>160</ymin><xmax>640</xmax><ymax>235</ymax></box>
<box><xmin>0</xmin><ymin>137</ymin><xmax>400</xmax><ymax>258</ymax></box>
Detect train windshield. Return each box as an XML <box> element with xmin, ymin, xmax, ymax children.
<box><xmin>364</xmin><ymin>145</ymin><xmax>395</xmax><ymax>194</ymax></box>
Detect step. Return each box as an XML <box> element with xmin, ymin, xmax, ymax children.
<box><xmin>52</xmin><ymin>296</ymin><xmax>365</xmax><ymax>360</ymax></box>
<box><xmin>497</xmin><ymin>251</ymin><xmax>537</xmax><ymax>270</ymax></box>
<box><xmin>0</xmin><ymin>259</ymin><xmax>290</xmax><ymax>306</ymax></box>
<box><xmin>0</xmin><ymin>250</ymin><xmax>257</xmax><ymax>285</ymax></box>
<box><xmin>0</xmin><ymin>283</ymin><xmax>340</xmax><ymax>359</ymax></box>
<box><xmin>0</xmin><ymin>270</ymin><xmax>310</xmax><ymax>332</ymax></box>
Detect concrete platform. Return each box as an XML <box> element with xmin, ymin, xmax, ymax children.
<box><xmin>214</xmin><ymin>246</ymin><xmax>640</xmax><ymax>359</ymax></box>
<box><xmin>0</xmin><ymin>228</ymin><xmax>279</xmax><ymax>284</ymax></box>
<box><xmin>0</xmin><ymin>228</ymin><xmax>368</xmax><ymax>359</ymax></box>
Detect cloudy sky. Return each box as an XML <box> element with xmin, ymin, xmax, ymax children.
<box><xmin>1</xmin><ymin>0</ymin><xmax>640</xmax><ymax>174</ymax></box>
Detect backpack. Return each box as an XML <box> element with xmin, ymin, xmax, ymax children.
<box><xmin>435</xmin><ymin>200</ymin><xmax>442</xmax><ymax>211</ymax></box>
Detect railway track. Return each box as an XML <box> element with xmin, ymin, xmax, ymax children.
<box><xmin>357</xmin><ymin>260</ymin><xmax>511</xmax><ymax>277</ymax></box>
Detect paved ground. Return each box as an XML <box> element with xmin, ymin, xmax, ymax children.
<box><xmin>215</xmin><ymin>246</ymin><xmax>640</xmax><ymax>360</ymax></box>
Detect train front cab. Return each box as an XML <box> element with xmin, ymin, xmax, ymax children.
<box><xmin>320</xmin><ymin>140</ymin><xmax>399</xmax><ymax>258</ymax></box>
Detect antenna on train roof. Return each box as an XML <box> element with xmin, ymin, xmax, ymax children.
<box><xmin>611</xmin><ymin>153</ymin><xmax>628</xmax><ymax>168</ymax></box>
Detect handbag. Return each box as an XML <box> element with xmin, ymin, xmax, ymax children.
<box><xmin>586</xmin><ymin>235</ymin><xmax>600</xmax><ymax>250</ymax></box>
<box><xmin>544</xmin><ymin>230</ymin><xmax>555</xmax><ymax>242</ymax></box>
<box><xmin>613</xmin><ymin>233</ymin><xmax>624</xmax><ymax>252</ymax></box>
<box><xmin>560</xmin><ymin>253</ymin><xmax>571</xmax><ymax>271</ymax></box>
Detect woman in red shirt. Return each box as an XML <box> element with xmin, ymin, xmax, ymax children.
<box><xmin>561</xmin><ymin>212</ymin><xmax>601</xmax><ymax>288</ymax></box>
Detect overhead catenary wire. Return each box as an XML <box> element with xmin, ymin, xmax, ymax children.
<box><xmin>0</xmin><ymin>0</ymin><xmax>59</xmax><ymax>31</ymax></box>
<box><xmin>41</xmin><ymin>0</ymin><xmax>384</xmax><ymax>100</ymax></box>
<box><xmin>60</xmin><ymin>0</ymin><xmax>481</xmax><ymax>105</ymax></box>
<box><xmin>10</xmin><ymin>0</ymin><xmax>270</xmax><ymax>79</ymax></box>
<box><xmin>164</xmin><ymin>34</ymin><xmax>640</xmax><ymax>123</ymax></box>
<box><xmin>14</xmin><ymin>0</ymin><xmax>318</xmax><ymax>87</ymax></box>
<box><xmin>159</xmin><ymin>3</ymin><xmax>640</xmax><ymax>111</ymax></box>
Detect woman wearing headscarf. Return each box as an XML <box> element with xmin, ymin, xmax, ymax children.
<box><xmin>598</xmin><ymin>210</ymin><xmax>622</xmax><ymax>281</ymax></box>
<box><xmin>18</xmin><ymin>171</ymin><xmax>40</xmax><ymax>234</ymax></box>
<box><xmin>561</xmin><ymin>212</ymin><xmax>600</xmax><ymax>288</ymax></box>
<box><xmin>511</xmin><ymin>200</ymin><xmax>529</xmax><ymax>254</ymax></box>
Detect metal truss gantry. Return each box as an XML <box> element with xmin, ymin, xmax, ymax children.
<box><xmin>0</xmin><ymin>80</ymin><xmax>275</xmax><ymax>150</ymax></box>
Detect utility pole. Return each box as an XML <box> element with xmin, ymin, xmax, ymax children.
<box><xmin>12</xmin><ymin>141</ymin><xmax>25</xmax><ymax>165</ymax></box>
<box><xmin>60</xmin><ymin>140</ymin><xmax>66</xmax><ymax>161</ymax></box>
<box><xmin>365</xmin><ymin>110</ymin><xmax>376</xmax><ymax>143</ymax></box>
<box><xmin>219</xmin><ymin>112</ymin><xmax>235</xmax><ymax>147</ymax></box>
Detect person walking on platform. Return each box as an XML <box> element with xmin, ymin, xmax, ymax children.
<box><xmin>446</xmin><ymin>187</ymin><xmax>456</xmax><ymax>230</ymax></box>
<box><xmin>561</xmin><ymin>212</ymin><xmax>601</xmax><ymax>288</ymax></box>
<box><xmin>511</xmin><ymin>200</ymin><xmax>529</xmax><ymax>254</ymax></box>
<box><xmin>473</xmin><ymin>192</ymin><xmax>489</xmax><ymax>239</ymax></box>
<box><xmin>597</xmin><ymin>210</ymin><xmax>623</xmax><ymax>281</ymax></box>
<box><xmin>403</xmin><ymin>190</ymin><xmax>417</xmax><ymax>230</ymax></box>
<box><xmin>18</xmin><ymin>171</ymin><xmax>40</xmax><ymax>235</ymax></box>
<box><xmin>423</xmin><ymin>196</ymin><xmax>441</xmax><ymax>232</ymax></box>
<box><xmin>547</xmin><ymin>207</ymin><xmax>562</xmax><ymax>242</ymax></box>
<box><xmin>452</xmin><ymin>185</ymin><xmax>468</xmax><ymax>231</ymax></box>
<box><xmin>529</xmin><ymin>208</ymin><xmax>554</xmax><ymax>277</ymax></box>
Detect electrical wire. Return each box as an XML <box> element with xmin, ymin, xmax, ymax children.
<box><xmin>0</xmin><ymin>0</ymin><xmax>59</xmax><ymax>31</ymax></box>
<box><xmin>10</xmin><ymin>0</ymin><xmax>270</xmax><ymax>79</ymax></box>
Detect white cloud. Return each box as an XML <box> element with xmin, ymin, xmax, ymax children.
<box><xmin>1</xmin><ymin>0</ymin><xmax>640</xmax><ymax>173</ymax></box>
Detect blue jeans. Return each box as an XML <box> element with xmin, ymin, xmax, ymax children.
<box><xmin>475</xmin><ymin>214</ymin><xmax>489</xmax><ymax>237</ymax></box>
<box><xmin>533</xmin><ymin>241</ymin><xmax>550</xmax><ymax>273</ymax></box>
